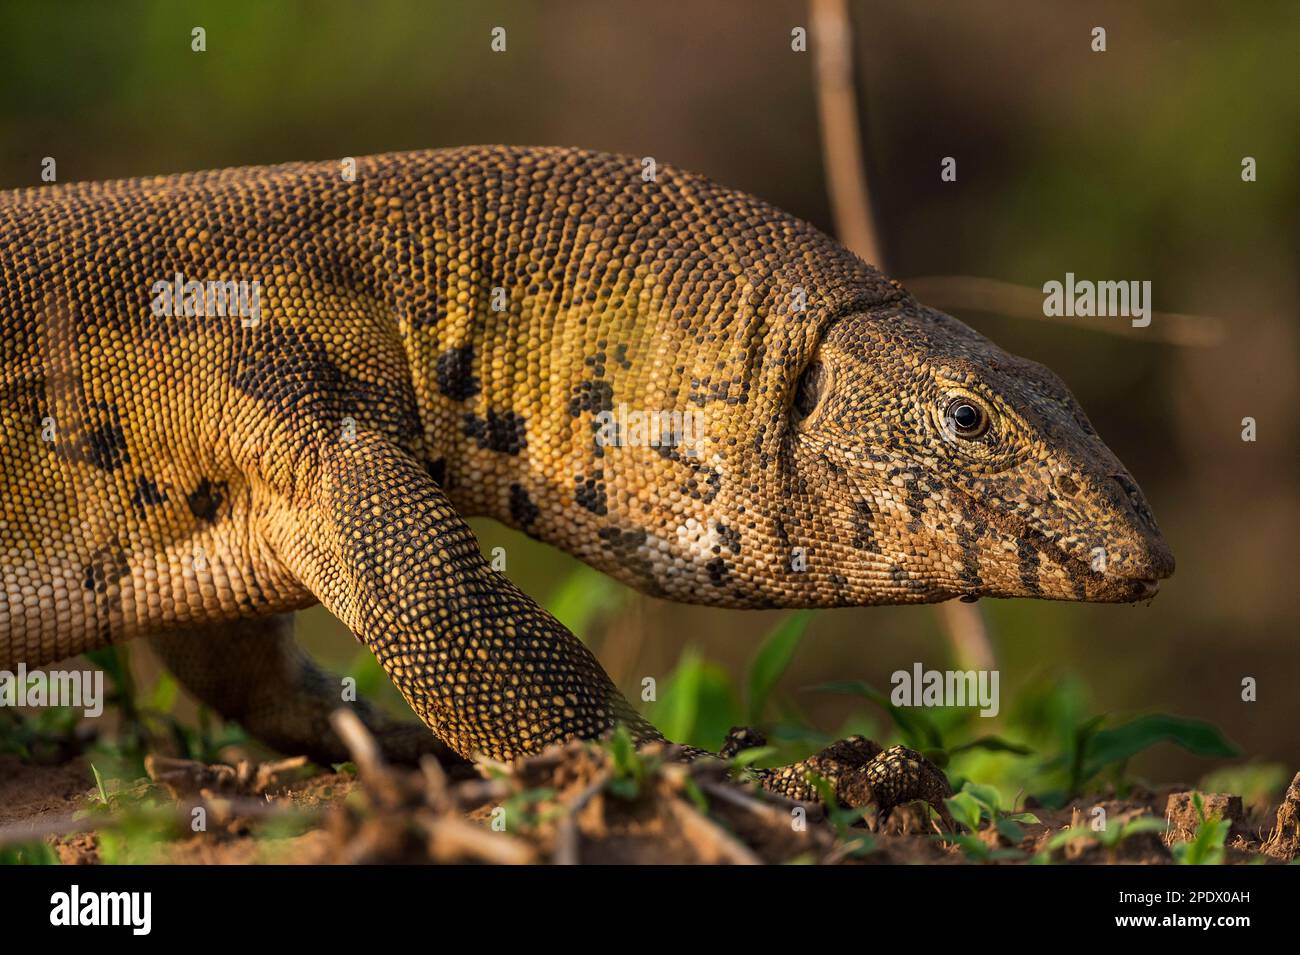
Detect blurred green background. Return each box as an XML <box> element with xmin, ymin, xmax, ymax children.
<box><xmin>2</xmin><ymin>1</ymin><xmax>1295</xmax><ymax>792</ymax></box>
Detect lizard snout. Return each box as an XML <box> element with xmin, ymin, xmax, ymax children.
<box><xmin>1107</xmin><ymin>473</ymin><xmax>1176</xmax><ymax>583</ymax></box>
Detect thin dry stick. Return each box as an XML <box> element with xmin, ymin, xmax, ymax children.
<box><xmin>902</xmin><ymin>275</ymin><xmax>1224</xmax><ymax>346</ymax></box>
<box><xmin>420</xmin><ymin>813</ymin><xmax>537</xmax><ymax>865</ymax></box>
<box><xmin>552</xmin><ymin>772</ymin><xmax>609</xmax><ymax>865</ymax></box>
<box><xmin>934</xmin><ymin>599</ymin><xmax>996</xmax><ymax>672</ymax></box>
<box><xmin>809</xmin><ymin>0</ymin><xmax>994</xmax><ymax>672</ymax></box>
<box><xmin>668</xmin><ymin>798</ymin><xmax>764</xmax><ymax>865</ymax></box>
<box><xmin>811</xmin><ymin>0</ymin><xmax>883</xmax><ymax>269</ymax></box>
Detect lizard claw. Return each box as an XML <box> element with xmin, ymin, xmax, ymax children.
<box><xmin>756</xmin><ymin>736</ymin><xmax>956</xmax><ymax>831</ymax></box>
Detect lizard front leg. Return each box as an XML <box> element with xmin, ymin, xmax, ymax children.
<box><xmin>260</xmin><ymin>431</ymin><xmax>660</xmax><ymax>761</ymax></box>
<box><xmin>257</xmin><ymin>430</ymin><xmax>950</xmax><ymax>822</ymax></box>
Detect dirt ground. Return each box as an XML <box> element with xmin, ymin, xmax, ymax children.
<box><xmin>1</xmin><ymin>717</ymin><xmax>1296</xmax><ymax>865</ymax></box>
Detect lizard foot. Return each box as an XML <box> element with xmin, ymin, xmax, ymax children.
<box><xmin>734</xmin><ymin>730</ymin><xmax>955</xmax><ymax>830</ymax></box>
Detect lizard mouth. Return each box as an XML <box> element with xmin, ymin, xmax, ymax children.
<box><xmin>1131</xmin><ymin>577</ymin><xmax>1161</xmax><ymax>599</ymax></box>
<box><xmin>952</xmin><ymin>485</ymin><xmax>1169</xmax><ymax>603</ymax></box>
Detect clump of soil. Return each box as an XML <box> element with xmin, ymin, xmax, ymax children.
<box><xmin>1165</xmin><ymin>791</ymin><xmax>1245</xmax><ymax>843</ymax></box>
<box><xmin>1262</xmin><ymin>772</ymin><xmax>1300</xmax><ymax>861</ymax></box>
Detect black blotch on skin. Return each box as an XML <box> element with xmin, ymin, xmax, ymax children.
<box><xmin>81</xmin><ymin>422</ymin><xmax>129</xmax><ymax>472</ymax></box>
<box><xmin>574</xmin><ymin>475</ymin><xmax>608</xmax><ymax>515</ymax></box>
<box><xmin>890</xmin><ymin>565</ymin><xmax>928</xmax><ymax>594</ymax></box>
<box><xmin>187</xmin><ymin>478</ymin><xmax>228</xmax><ymax>523</ymax></box>
<box><xmin>957</xmin><ymin>523</ymin><xmax>984</xmax><ymax>589</ymax></box>
<box><xmin>435</xmin><ymin>345</ymin><xmax>480</xmax><ymax>401</ymax></box>
<box><xmin>568</xmin><ymin>379</ymin><xmax>614</xmax><ymax>418</ymax></box>
<box><xmin>428</xmin><ymin>458</ymin><xmax>447</xmax><ymax>486</ymax></box>
<box><xmin>1017</xmin><ymin>539</ymin><xmax>1043</xmax><ymax>595</ymax></box>
<box><xmin>598</xmin><ymin>527</ymin><xmax>647</xmax><ymax>549</ymax></box>
<box><xmin>509</xmin><ymin>483</ymin><xmax>540</xmax><ymax>527</ymax></box>
<box><xmin>850</xmin><ymin>501</ymin><xmax>881</xmax><ymax>554</ymax></box>
<box><xmin>905</xmin><ymin>484</ymin><xmax>928</xmax><ymax>533</ymax></box>
<box><xmin>597</xmin><ymin>527</ymin><xmax>660</xmax><ymax>594</ymax></box>
<box><xmin>706</xmin><ymin>557</ymin><xmax>728</xmax><ymax>585</ymax></box>
<box><xmin>130</xmin><ymin>477</ymin><xmax>168</xmax><ymax>514</ymax></box>
<box><xmin>231</xmin><ymin>327</ymin><xmax>421</xmax><ymax>444</ymax></box>
<box><xmin>715</xmin><ymin>522</ymin><xmax>742</xmax><ymax>554</ymax></box>
<box><xmin>679</xmin><ymin>464</ymin><xmax>722</xmax><ymax>504</ymax></box>
<box><xmin>688</xmin><ymin>377</ymin><xmax>744</xmax><ymax>406</ymax></box>
<box><xmin>82</xmin><ymin>547</ymin><xmax>129</xmax><ymax>594</ymax></box>
<box><xmin>464</xmin><ymin>410</ymin><xmax>527</xmax><ymax>455</ymax></box>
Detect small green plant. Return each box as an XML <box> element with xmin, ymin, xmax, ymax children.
<box><xmin>813</xmin><ymin>679</ymin><xmax>1033</xmax><ymax>772</ymax></box>
<box><xmin>604</xmin><ymin>723</ymin><xmax>662</xmax><ymax>800</ymax></box>
<box><xmin>649</xmin><ymin>612</ymin><xmax>849</xmax><ymax>764</ymax></box>
<box><xmin>0</xmin><ymin>841</ymin><xmax>59</xmax><ymax>864</ymax></box>
<box><xmin>746</xmin><ymin>610</ymin><xmax>812</xmax><ymax>725</ymax></box>
<box><xmin>806</xmin><ymin>772</ymin><xmax>877</xmax><ymax>858</ymax></box>
<box><xmin>1171</xmin><ymin>792</ymin><xmax>1231</xmax><ymax>865</ymax></box>
<box><xmin>1035</xmin><ymin>814</ymin><xmax>1169</xmax><ymax>863</ymax></box>
<box><xmin>82</xmin><ymin>647</ymin><xmax>250</xmax><ymax>774</ymax></box>
<box><xmin>90</xmin><ymin>762</ymin><xmax>114</xmax><ymax>810</ymax></box>
<box><xmin>0</xmin><ymin>706</ymin><xmax>82</xmax><ymax>763</ymax></box>
<box><xmin>941</xmin><ymin>782</ymin><xmax>1039</xmax><ymax>862</ymax></box>
<box><xmin>499</xmin><ymin>787</ymin><xmax>562</xmax><ymax>833</ymax></box>
<box><xmin>94</xmin><ymin>806</ymin><xmax>182</xmax><ymax>865</ymax></box>
<box><xmin>1054</xmin><ymin>714</ymin><xmax>1240</xmax><ymax>800</ymax></box>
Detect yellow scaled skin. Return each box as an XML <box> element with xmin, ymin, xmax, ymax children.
<box><xmin>0</xmin><ymin>147</ymin><xmax>1172</xmax><ymax>808</ymax></box>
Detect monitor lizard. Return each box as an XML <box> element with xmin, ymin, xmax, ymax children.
<box><xmin>0</xmin><ymin>146</ymin><xmax>1174</xmax><ymax>821</ymax></box>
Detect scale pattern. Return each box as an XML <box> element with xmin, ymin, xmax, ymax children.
<box><xmin>0</xmin><ymin>147</ymin><xmax>1173</xmax><ymax>811</ymax></box>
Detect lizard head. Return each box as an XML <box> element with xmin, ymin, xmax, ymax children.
<box><xmin>447</xmin><ymin>149</ymin><xmax>1173</xmax><ymax>609</ymax></box>
<box><xmin>765</xmin><ymin>297</ymin><xmax>1176</xmax><ymax>605</ymax></box>
<box><xmin>523</xmin><ymin>278</ymin><xmax>1173</xmax><ymax>608</ymax></box>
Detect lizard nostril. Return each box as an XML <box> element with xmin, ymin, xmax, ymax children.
<box><xmin>1055</xmin><ymin>474</ymin><xmax>1079</xmax><ymax>497</ymax></box>
<box><xmin>1111</xmin><ymin>474</ymin><xmax>1158</xmax><ymax>532</ymax></box>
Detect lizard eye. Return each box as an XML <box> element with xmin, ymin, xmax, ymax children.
<box><xmin>944</xmin><ymin>397</ymin><xmax>990</xmax><ymax>440</ymax></box>
<box><xmin>793</xmin><ymin>361</ymin><xmax>827</xmax><ymax>421</ymax></box>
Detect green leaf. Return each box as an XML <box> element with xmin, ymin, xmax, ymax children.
<box><xmin>91</xmin><ymin>763</ymin><xmax>110</xmax><ymax>808</ymax></box>
<box><xmin>648</xmin><ymin>650</ymin><xmax>742</xmax><ymax>748</ymax></box>
<box><xmin>996</xmin><ymin>817</ymin><xmax>1027</xmax><ymax>843</ymax></box>
<box><xmin>1082</xmin><ymin>714</ymin><xmax>1240</xmax><ymax>780</ymax></box>
<box><xmin>0</xmin><ymin>841</ymin><xmax>58</xmax><ymax>865</ymax></box>
<box><xmin>143</xmin><ymin>672</ymin><xmax>178</xmax><ymax>714</ymax></box>
<box><xmin>1173</xmin><ymin>816</ymin><xmax>1231</xmax><ymax>865</ymax></box>
<box><xmin>651</xmin><ymin>649</ymin><xmax>703</xmax><ymax>743</ymax></box>
<box><xmin>84</xmin><ymin>646</ymin><xmax>129</xmax><ymax>689</ymax></box>
<box><xmin>1118</xmin><ymin>817</ymin><xmax>1170</xmax><ymax>839</ymax></box>
<box><xmin>944</xmin><ymin>791</ymin><xmax>985</xmax><ymax>831</ymax></box>
<box><xmin>962</xmin><ymin>781</ymin><xmax>1004</xmax><ymax>814</ymax></box>
<box><xmin>727</xmin><ymin>746</ymin><xmax>778</xmax><ymax>770</ymax></box>
<box><xmin>811</xmin><ymin>680</ymin><xmax>943</xmax><ymax>750</ymax></box>
<box><xmin>346</xmin><ymin>649</ymin><xmax>390</xmax><ymax>697</ymax></box>
<box><xmin>949</xmin><ymin>735</ymin><xmax>1034</xmax><ymax>757</ymax></box>
<box><xmin>922</xmin><ymin>748</ymin><xmax>950</xmax><ymax>768</ymax></box>
<box><xmin>545</xmin><ymin>564</ymin><xmax>627</xmax><ymax>640</ymax></box>
<box><xmin>745</xmin><ymin>611</ymin><xmax>812</xmax><ymax>725</ymax></box>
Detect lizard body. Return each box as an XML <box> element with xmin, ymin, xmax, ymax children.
<box><xmin>0</xmin><ymin>146</ymin><xmax>1173</xmax><ymax>809</ymax></box>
